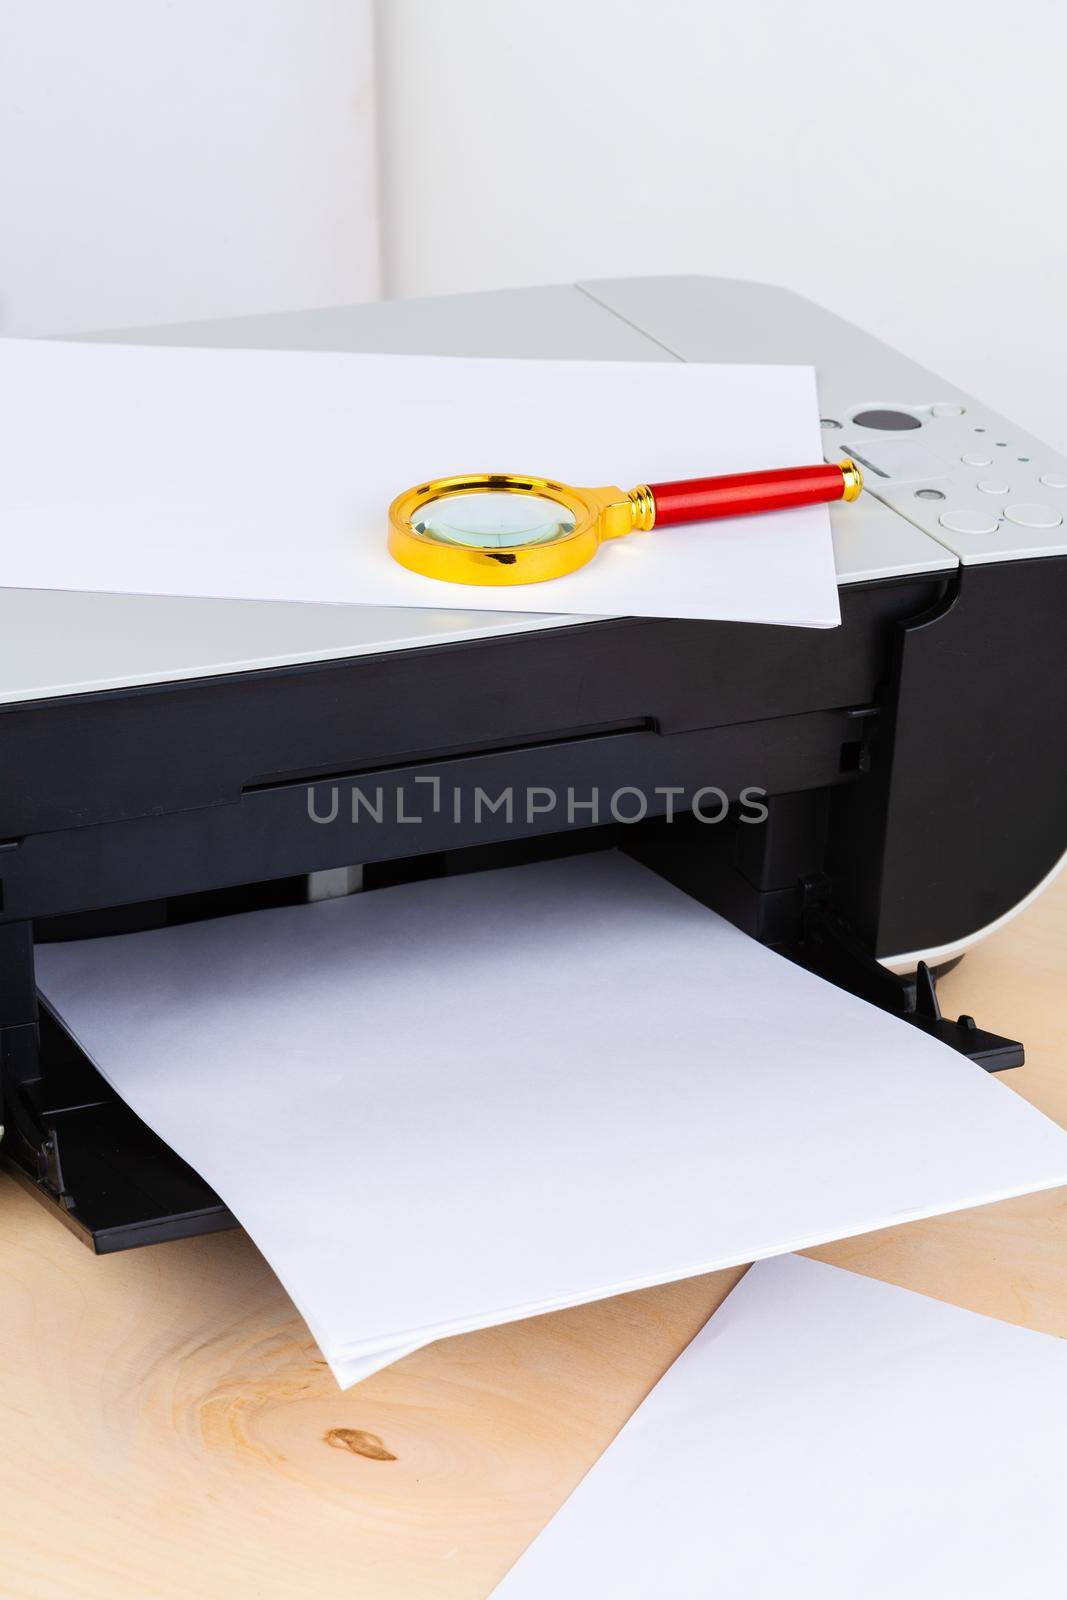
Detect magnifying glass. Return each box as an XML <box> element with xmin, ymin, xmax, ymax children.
<box><xmin>388</xmin><ymin>459</ymin><xmax>863</xmax><ymax>586</ymax></box>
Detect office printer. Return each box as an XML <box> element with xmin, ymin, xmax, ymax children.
<box><xmin>2</xmin><ymin>275</ymin><xmax>1066</xmax><ymax>1252</ymax></box>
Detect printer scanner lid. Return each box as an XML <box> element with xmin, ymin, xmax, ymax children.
<box><xmin>9</xmin><ymin>273</ymin><xmax>1064</xmax><ymax>706</ymax></box>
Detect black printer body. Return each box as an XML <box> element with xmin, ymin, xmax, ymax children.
<box><xmin>2</xmin><ymin>276</ymin><xmax>1066</xmax><ymax>1250</ymax></box>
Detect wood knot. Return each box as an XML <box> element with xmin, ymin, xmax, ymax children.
<box><xmin>324</xmin><ymin>1427</ymin><xmax>397</xmax><ymax>1461</ymax></box>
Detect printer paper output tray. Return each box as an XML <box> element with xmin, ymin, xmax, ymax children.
<box><xmin>1</xmin><ymin>836</ymin><xmax>1024</xmax><ymax>1257</ymax></box>
<box><xmin>2</xmin><ymin>1006</ymin><xmax>236</xmax><ymax>1252</ymax></box>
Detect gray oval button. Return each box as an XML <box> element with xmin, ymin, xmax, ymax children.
<box><xmin>939</xmin><ymin>508</ymin><xmax>1000</xmax><ymax>534</ymax></box>
<box><xmin>852</xmin><ymin>408</ymin><xmax>922</xmax><ymax>431</ymax></box>
<box><xmin>1004</xmin><ymin>503</ymin><xmax>1063</xmax><ymax>529</ymax></box>
<box><xmin>1039</xmin><ymin>472</ymin><xmax>1067</xmax><ymax>489</ymax></box>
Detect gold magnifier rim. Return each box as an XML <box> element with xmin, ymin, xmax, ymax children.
<box><xmin>388</xmin><ymin>473</ymin><xmax>605</xmax><ymax>586</ymax></box>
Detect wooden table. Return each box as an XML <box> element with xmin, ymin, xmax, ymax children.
<box><xmin>4</xmin><ymin>875</ymin><xmax>1066</xmax><ymax>1600</ymax></box>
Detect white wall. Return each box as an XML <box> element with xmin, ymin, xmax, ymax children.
<box><xmin>378</xmin><ymin>0</ymin><xmax>1067</xmax><ymax>453</ymax></box>
<box><xmin>0</xmin><ymin>0</ymin><xmax>380</xmax><ymax>335</ymax></box>
<box><xmin>4</xmin><ymin>0</ymin><xmax>1063</xmax><ymax>453</ymax></box>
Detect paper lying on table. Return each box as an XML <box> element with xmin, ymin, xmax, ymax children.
<box><xmin>35</xmin><ymin>852</ymin><xmax>1067</xmax><ymax>1385</ymax></box>
<box><xmin>493</xmin><ymin>1254</ymin><xmax>1067</xmax><ymax>1599</ymax></box>
<box><xmin>0</xmin><ymin>338</ymin><xmax>840</xmax><ymax>627</ymax></box>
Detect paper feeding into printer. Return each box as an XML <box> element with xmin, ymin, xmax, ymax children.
<box><xmin>34</xmin><ymin>852</ymin><xmax>1067</xmax><ymax>1387</ymax></box>
<box><xmin>0</xmin><ymin>337</ymin><xmax>840</xmax><ymax>627</ymax></box>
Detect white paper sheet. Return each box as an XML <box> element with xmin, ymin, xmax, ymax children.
<box><xmin>493</xmin><ymin>1254</ymin><xmax>1067</xmax><ymax>1599</ymax></box>
<box><xmin>0</xmin><ymin>339</ymin><xmax>840</xmax><ymax>626</ymax></box>
<box><xmin>34</xmin><ymin>853</ymin><xmax>1067</xmax><ymax>1385</ymax></box>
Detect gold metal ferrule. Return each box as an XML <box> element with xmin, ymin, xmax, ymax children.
<box><xmin>839</xmin><ymin>457</ymin><xmax>864</xmax><ymax>501</ymax></box>
<box><xmin>627</xmin><ymin>483</ymin><xmax>657</xmax><ymax>532</ymax></box>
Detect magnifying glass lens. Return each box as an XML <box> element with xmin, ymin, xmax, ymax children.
<box><xmin>412</xmin><ymin>489</ymin><xmax>577</xmax><ymax>550</ymax></box>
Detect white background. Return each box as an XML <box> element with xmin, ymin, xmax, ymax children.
<box><xmin>0</xmin><ymin>0</ymin><xmax>381</xmax><ymax>332</ymax></box>
<box><xmin>2</xmin><ymin>0</ymin><xmax>1065</xmax><ymax>451</ymax></box>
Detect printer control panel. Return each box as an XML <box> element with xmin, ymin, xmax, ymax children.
<box><xmin>822</xmin><ymin>402</ymin><xmax>1067</xmax><ymax>566</ymax></box>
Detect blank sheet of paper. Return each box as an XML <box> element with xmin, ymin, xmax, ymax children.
<box><xmin>493</xmin><ymin>1254</ymin><xmax>1067</xmax><ymax>1599</ymax></box>
<box><xmin>0</xmin><ymin>338</ymin><xmax>839</xmax><ymax>626</ymax></box>
<box><xmin>34</xmin><ymin>853</ymin><xmax>1067</xmax><ymax>1385</ymax></box>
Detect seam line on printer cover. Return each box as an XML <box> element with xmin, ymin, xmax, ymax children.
<box><xmin>575</xmin><ymin>283</ymin><xmax>687</xmax><ymax>362</ymax></box>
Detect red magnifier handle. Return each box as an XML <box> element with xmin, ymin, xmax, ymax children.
<box><xmin>646</xmin><ymin>459</ymin><xmax>861</xmax><ymax>526</ymax></box>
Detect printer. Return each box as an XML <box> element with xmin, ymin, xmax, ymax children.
<box><xmin>2</xmin><ymin>275</ymin><xmax>1065</xmax><ymax>1252</ymax></box>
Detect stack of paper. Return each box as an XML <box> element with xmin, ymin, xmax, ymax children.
<box><xmin>493</xmin><ymin>1255</ymin><xmax>1067</xmax><ymax>1598</ymax></box>
<box><xmin>0</xmin><ymin>338</ymin><xmax>840</xmax><ymax>626</ymax></box>
<box><xmin>34</xmin><ymin>852</ymin><xmax>1067</xmax><ymax>1385</ymax></box>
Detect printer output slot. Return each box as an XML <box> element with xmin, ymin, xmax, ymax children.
<box><xmin>240</xmin><ymin>718</ymin><xmax>656</xmax><ymax>793</ymax></box>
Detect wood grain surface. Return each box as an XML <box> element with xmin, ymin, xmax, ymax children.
<box><xmin>3</xmin><ymin>874</ymin><xmax>1065</xmax><ymax>1600</ymax></box>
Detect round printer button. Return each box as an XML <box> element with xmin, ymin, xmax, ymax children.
<box><xmin>939</xmin><ymin>508</ymin><xmax>1000</xmax><ymax>534</ymax></box>
<box><xmin>977</xmin><ymin>479</ymin><xmax>1010</xmax><ymax>495</ymax></box>
<box><xmin>1039</xmin><ymin>471</ymin><xmax>1067</xmax><ymax>489</ymax></box>
<box><xmin>851</xmin><ymin>408</ymin><xmax>922</xmax><ymax>431</ymax></box>
<box><xmin>1003</xmin><ymin>502</ymin><xmax>1063</xmax><ymax>529</ymax></box>
<box><xmin>931</xmin><ymin>402</ymin><xmax>965</xmax><ymax>417</ymax></box>
<box><xmin>961</xmin><ymin>452</ymin><xmax>993</xmax><ymax>467</ymax></box>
